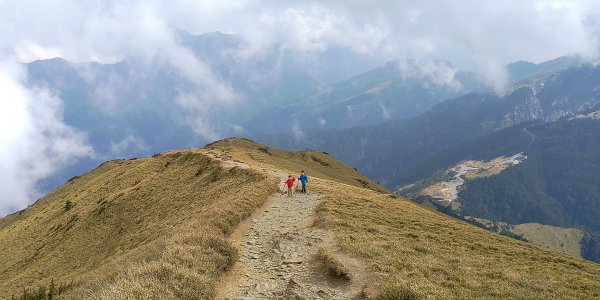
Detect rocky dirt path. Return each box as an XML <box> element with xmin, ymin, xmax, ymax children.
<box><xmin>218</xmin><ymin>190</ymin><xmax>365</xmax><ymax>300</ymax></box>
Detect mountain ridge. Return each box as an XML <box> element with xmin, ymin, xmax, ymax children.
<box><xmin>2</xmin><ymin>138</ymin><xmax>600</xmax><ymax>299</ymax></box>
<box><xmin>243</xmin><ymin>59</ymin><xmax>488</xmax><ymax>134</ymax></box>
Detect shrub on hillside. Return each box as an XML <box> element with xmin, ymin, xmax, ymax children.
<box><xmin>14</xmin><ymin>279</ymin><xmax>74</xmax><ymax>300</ymax></box>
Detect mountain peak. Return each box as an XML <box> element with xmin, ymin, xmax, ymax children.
<box><xmin>507</xmin><ymin>55</ymin><xmax>584</xmax><ymax>82</ymax></box>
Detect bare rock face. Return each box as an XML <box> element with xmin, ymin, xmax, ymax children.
<box><xmin>496</xmin><ymin>70</ymin><xmax>600</xmax><ymax>130</ymax></box>
<box><xmin>497</xmin><ymin>88</ymin><xmax>544</xmax><ymax>130</ymax></box>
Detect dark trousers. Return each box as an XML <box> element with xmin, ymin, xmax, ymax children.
<box><xmin>301</xmin><ymin>184</ymin><xmax>306</xmax><ymax>193</ymax></box>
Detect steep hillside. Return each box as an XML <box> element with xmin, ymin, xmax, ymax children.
<box><xmin>1</xmin><ymin>138</ymin><xmax>599</xmax><ymax>299</ymax></box>
<box><xmin>398</xmin><ymin>117</ymin><xmax>600</xmax><ymax>262</ymax></box>
<box><xmin>205</xmin><ymin>139</ymin><xmax>600</xmax><ymax>299</ymax></box>
<box><xmin>0</xmin><ymin>138</ymin><xmax>382</xmax><ymax>299</ymax></box>
<box><xmin>0</xmin><ymin>149</ymin><xmax>278</xmax><ymax>299</ymax></box>
<box><xmin>314</xmin><ymin>180</ymin><xmax>599</xmax><ymax>299</ymax></box>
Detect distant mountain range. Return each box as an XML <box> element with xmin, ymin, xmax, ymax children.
<box><xmin>506</xmin><ymin>55</ymin><xmax>584</xmax><ymax>82</ymax></box>
<box><xmin>246</xmin><ymin>55</ymin><xmax>585</xmax><ymax>134</ymax></box>
<box><xmin>244</xmin><ymin>60</ymin><xmax>487</xmax><ymax>133</ymax></box>
<box><xmin>258</xmin><ymin>64</ymin><xmax>600</xmax><ymax>186</ymax></box>
<box><xmin>27</xmin><ymin>30</ymin><xmax>582</xmax><ymax>180</ymax></box>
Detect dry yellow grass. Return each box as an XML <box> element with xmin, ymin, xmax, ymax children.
<box><xmin>310</xmin><ymin>180</ymin><xmax>600</xmax><ymax>299</ymax></box>
<box><xmin>207</xmin><ymin>138</ymin><xmax>600</xmax><ymax>299</ymax></box>
<box><xmin>2</xmin><ymin>137</ymin><xmax>600</xmax><ymax>299</ymax></box>
<box><xmin>0</xmin><ymin>149</ymin><xmax>277</xmax><ymax>299</ymax></box>
<box><xmin>0</xmin><ymin>138</ymin><xmax>380</xmax><ymax>299</ymax></box>
<box><xmin>203</xmin><ymin>138</ymin><xmax>389</xmax><ymax>194</ymax></box>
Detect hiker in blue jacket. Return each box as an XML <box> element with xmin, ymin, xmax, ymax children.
<box><xmin>299</xmin><ymin>171</ymin><xmax>308</xmax><ymax>194</ymax></box>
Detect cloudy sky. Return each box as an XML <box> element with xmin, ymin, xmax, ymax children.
<box><xmin>1</xmin><ymin>0</ymin><xmax>600</xmax><ymax>215</ymax></box>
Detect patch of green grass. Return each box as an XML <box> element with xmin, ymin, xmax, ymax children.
<box><xmin>512</xmin><ymin>223</ymin><xmax>583</xmax><ymax>258</ymax></box>
<box><xmin>13</xmin><ymin>279</ymin><xmax>75</xmax><ymax>300</ymax></box>
<box><xmin>257</xmin><ymin>146</ymin><xmax>273</xmax><ymax>156</ymax></box>
<box><xmin>63</xmin><ymin>200</ymin><xmax>73</xmax><ymax>211</ymax></box>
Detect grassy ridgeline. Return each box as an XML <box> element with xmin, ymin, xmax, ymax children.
<box><xmin>0</xmin><ymin>137</ymin><xmax>383</xmax><ymax>299</ymax></box>
<box><xmin>312</xmin><ymin>180</ymin><xmax>600</xmax><ymax>299</ymax></box>
<box><xmin>0</xmin><ymin>150</ymin><xmax>277</xmax><ymax>298</ymax></box>
<box><xmin>2</xmin><ymin>138</ymin><xmax>600</xmax><ymax>299</ymax></box>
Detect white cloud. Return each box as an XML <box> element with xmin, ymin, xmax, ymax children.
<box><xmin>1</xmin><ymin>2</ymin><xmax>598</xmax><ymax>61</ymax></box>
<box><xmin>2</xmin><ymin>1</ymin><xmax>599</xmax><ymax>91</ymax></box>
<box><xmin>110</xmin><ymin>134</ymin><xmax>148</xmax><ymax>158</ymax></box>
<box><xmin>14</xmin><ymin>40</ymin><xmax>64</xmax><ymax>62</ymax></box>
<box><xmin>380</xmin><ymin>103</ymin><xmax>391</xmax><ymax>119</ymax></box>
<box><xmin>230</xmin><ymin>124</ymin><xmax>246</xmax><ymax>134</ymax></box>
<box><xmin>249</xmin><ymin>7</ymin><xmax>386</xmax><ymax>55</ymax></box>
<box><xmin>2</xmin><ymin>1</ymin><xmax>244</xmax><ymax>138</ymax></box>
<box><xmin>393</xmin><ymin>59</ymin><xmax>464</xmax><ymax>91</ymax></box>
<box><xmin>0</xmin><ymin>61</ymin><xmax>92</xmax><ymax>216</ymax></box>
<box><xmin>291</xmin><ymin>120</ymin><xmax>305</xmax><ymax>140</ymax></box>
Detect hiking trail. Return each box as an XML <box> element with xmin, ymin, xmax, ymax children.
<box><xmin>218</xmin><ymin>190</ymin><xmax>366</xmax><ymax>299</ymax></box>
<box><xmin>201</xmin><ymin>147</ymin><xmax>367</xmax><ymax>299</ymax></box>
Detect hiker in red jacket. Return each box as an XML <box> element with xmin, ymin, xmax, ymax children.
<box><xmin>285</xmin><ymin>175</ymin><xmax>296</xmax><ymax>197</ymax></box>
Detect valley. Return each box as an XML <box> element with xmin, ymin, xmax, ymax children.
<box><xmin>397</xmin><ymin>153</ymin><xmax>592</xmax><ymax>258</ymax></box>
<box><xmin>414</xmin><ymin>153</ymin><xmax>527</xmax><ymax>206</ymax></box>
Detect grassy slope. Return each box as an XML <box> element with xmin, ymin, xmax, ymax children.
<box><xmin>2</xmin><ymin>138</ymin><xmax>600</xmax><ymax>299</ymax></box>
<box><xmin>0</xmin><ymin>138</ymin><xmax>382</xmax><ymax>299</ymax></box>
<box><xmin>312</xmin><ymin>182</ymin><xmax>600</xmax><ymax>299</ymax></box>
<box><xmin>214</xmin><ymin>139</ymin><xmax>600</xmax><ymax>299</ymax></box>
<box><xmin>0</xmin><ymin>149</ymin><xmax>277</xmax><ymax>298</ymax></box>
<box><xmin>461</xmin><ymin>216</ymin><xmax>584</xmax><ymax>259</ymax></box>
